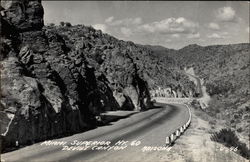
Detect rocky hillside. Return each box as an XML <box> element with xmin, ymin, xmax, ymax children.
<box><xmin>0</xmin><ymin>0</ymin><xmax>195</xmax><ymax>152</ymax></box>
<box><xmin>148</xmin><ymin>43</ymin><xmax>250</xmax><ymax>137</ymax></box>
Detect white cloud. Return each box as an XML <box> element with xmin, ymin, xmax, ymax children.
<box><xmin>198</xmin><ymin>39</ymin><xmax>206</xmax><ymax>42</ymax></box>
<box><xmin>187</xmin><ymin>32</ymin><xmax>200</xmax><ymax>39</ymax></box>
<box><xmin>107</xmin><ymin>17</ymin><xmax>142</xmax><ymax>26</ymax></box>
<box><xmin>207</xmin><ymin>33</ymin><xmax>224</xmax><ymax>39</ymax></box>
<box><xmin>139</xmin><ymin>24</ymin><xmax>154</xmax><ymax>33</ymax></box>
<box><xmin>105</xmin><ymin>16</ymin><xmax>114</xmax><ymax>23</ymax></box>
<box><xmin>246</xmin><ymin>27</ymin><xmax>249</xmax><ymax>33</ymax></box>
<box><xmin>92</xmin><ymin>24</ymin><xmax>107</xmax><ymax>33</ymax></box>
<box><xmin>216</xmin><ymin>7</ymin><xmax>236</xmax><ymax>22</ymax></box>
<box><xmin>221</xmin><ymin>31</ymin><xmax>229</xmax><ymax>36</ymax></box>
<box><xmin>133</xmin><ymin>17</ymin><xmax>143</xmax><ymax>25</ymax></box>
<box><xmin>137</xmin><ymin>17</ymin><xmax>199</xmax><ymax>35</ymax></box>
<box><xmin>120</xmin><ymin>27</ymin><xmax>132</xmax><ymax>37</ymax></box>
<box><xmin>171</xmin><ymin>34</ymin><xmax>180</xmax><ymax>38</ymax></box>
<box><xmin>165</xmin><ymin>39</ymin><xmax>172</xmax><ymax>43</ymax></box>
<box><xmin>208</xmin><ymin>22</ymin><xmax>220</xmax><ymax>30</ymax></box>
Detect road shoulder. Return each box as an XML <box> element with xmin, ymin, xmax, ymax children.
<box><xmin>167</xmin><ymin>106</ymin><xmax>248</xmax><ymax>162</ymax></box>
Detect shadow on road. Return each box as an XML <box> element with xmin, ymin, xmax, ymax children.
<box><xmin>99</xmin><ymin>103</ymin><xmax>164</xmax><ymax>126</ymax></box>
<box><xmin>2</xmin><ymin>103</ymin><xmax>165</xmax><ymax>154</ymax></box>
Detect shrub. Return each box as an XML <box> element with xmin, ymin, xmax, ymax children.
<box><xmin>234</xmin><ymin>114</ymin><xmax>240</xmax><ymax>119</ymax></box>
<box><xmin>215</xmin><ymin>108</ymin><xmax>220</xmax><ymax>113</ymax></box>
<box><xmin>48</xmin><ymin>23</ymin><xmax>55</xmax><ymax>27</ymax></box>
<box><xmin>236</xmin><ymin>127</ymin><xmax>243</xmax><ymax>133</ymax></box>
<box><xmin>245</xmin><ymin>106</ymin><xmax>249</xmax><ymax>112</ymax></box>
<box><xmin>151</xmin><ymin>99</ymin><xmax>156</xmax><ymax>103</ymax></box>
<box><xmin>65</xmin><ymin>22</ymin><xmax>72</xmax><ymax>27</ymax></box>
<box><xmin>191</xmin><ymin>99</ymin><xmax>201</xmax><ymax>109</ymax></box>
<box><xmin>60</xmin><ymin>21</ymin><xmax>65</xmax><ymax>26</ymax></box>
<box><xmin>211</xmin><ymin>128</ymin><xmax>250</xmax><ymax>159</ymax></box>
<box><xmin>211</xmin><ymin>129</ymin><xmax>238</xmax><ymax>146</ymax></box>
<box><xmin>208</xmin><ymin>120</ymin><xmax>216</xmax><ymax>125</ymax></box>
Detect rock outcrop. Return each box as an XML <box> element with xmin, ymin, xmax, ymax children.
<box><xmin>1</xmin><ymin>0</ymin><xmax>44</xmax><ymax>31</ymax></box>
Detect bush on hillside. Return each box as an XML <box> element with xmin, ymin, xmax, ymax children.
<box><xmin>60</xmin><ymin>21</ymin><xmax>65</xmax><ymax>26</ymax></box>
<box><xmin>65</xmin><ymin>22</ymin><xmax>72</xmax><ymax>27</ymax></box>
<box><xmin>211</xmin><ymin>128</ymin><xmax>250</xmax><ymax>159</ymax></box>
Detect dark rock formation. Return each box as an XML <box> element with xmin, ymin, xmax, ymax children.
<box><xmin>1</xmin><ymin>0</ymin><xmax>44</xmax><ymax>31</ymax></box>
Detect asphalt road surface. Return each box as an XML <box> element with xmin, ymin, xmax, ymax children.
<box><xmin>185</xmin><ymin>73</ymin><xmax>202</xmax><ymax>96</ymax></box>
<box><xmin>2</xmin><ymin>103</ymin><xmax>189</xmax><ymax>162</ymax></box>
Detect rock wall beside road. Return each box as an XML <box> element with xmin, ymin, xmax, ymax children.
<box><xmin>0</xmin><ymin>0</ymin><xmax>151</xmax><ymax>152</ymax></box>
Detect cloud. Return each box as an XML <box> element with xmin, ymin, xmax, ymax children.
<box><xmin>187</xmin><ymin>32</ymin><xmax>200</xmax><ymax>39</ymax></box>
<box><xmin>208</xmin><ymin>22</ymin><xmax>220</xmax><ymax>30</ymax></box>
<box><xmin>92</xmin><ymin>24</ymin><xmax>107</xmax><ymax>33</ymax></box>
<box><xmin>105</xmin><ymin>16</ymin><xmax>114</xmax><ymax>23</ymax></box>
<box><xmin>120</xmin><ymin>27</ymin><xmax>132</xmax><ymax>37</ymax></box>
<box><xmin>107</xmin><ymin>17</ymin><xmax>142</xmax><ymax>26</ymax></box>
<box><xmin>221</xmin><ymin>31</ymin><xmax>229</xmax><ymax>36</ymax></box>
<box><xmin>171</xmin><ymin>34</ymin><xmax>180</xmax><ymax>38</ymax></box>
<box><xmin>216</xmin><ymin>7</ymin><xmax>236</xmax><ymax>22</ymax></box>
<box><xmin>207</xmin><ymin>33</ymin><xmax>222</xmax><ymax>38</ymax></box>
<box><xmin>207</xmin><ymin>32</ymin><xmax>229</xmax><ymax>39</ymax></box>
<box><xmin>131</xmin><ymin>17</ymin><xmax>143</xmax><ymax>25</ymax></box>
<box><xmin>165</xmin><ymin>39</ymin><xmax>172</xmax><ymax>43</ymax></box>
<box><xmin>137</xmin><ymin>17</ymin><xmax>199</xmax><ymax>35</ymax></box>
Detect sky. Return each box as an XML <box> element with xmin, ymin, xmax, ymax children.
<box><xmin>42</xmin><ymin>1</ymin><xmax>249</xmax><ymax>49</ymax></box>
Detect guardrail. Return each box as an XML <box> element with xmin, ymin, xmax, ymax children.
<box><xmin>152</xmin><ymin>97</ymin><xmax>193</xmax><ymax>104</ymax></box>
<box><xmin>152</xmin><ymin>97</ymin><xmax>192</xmax><ymax>146</ymax></box>
<box><xmin>165</xmin><ymin>104</ymin><xmax>192</xmax><ymax>146</ymax></box>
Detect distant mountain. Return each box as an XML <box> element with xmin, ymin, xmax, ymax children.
<box><xmin>142</xmin><ymin>44</ymin><xmax>176</xmax><ymax>57</ymax></box>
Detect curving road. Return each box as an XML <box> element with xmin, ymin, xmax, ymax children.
<box><xmin>1</xmin><ymin>103</ymin><xmax>190</xmax><ymax>162</ymax></box>
<box><xmin>185</xmin><ymin>72</ymin><xmax>202</xmax><ymax>97</ymax></box>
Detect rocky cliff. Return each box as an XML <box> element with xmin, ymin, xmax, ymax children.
<box><xmin>0</xmin><ymin>0</ymin><xmax>194</xmax><ymax>152</ymax></box>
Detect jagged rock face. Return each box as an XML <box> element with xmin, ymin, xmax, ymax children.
<box><xmin>51</xmin><ymin>26</ymin><xmax>153</xmax><ymax>111</ymax></box>
<box><xmin>1</xmin><ymin>0</ymin><xmax>44</xmax><ymax>31</ymax></box>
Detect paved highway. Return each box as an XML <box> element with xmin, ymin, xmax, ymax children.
<box><xmin>2</xmin><ymin>103</ymin><xmax>190</xmax><ymax>162</ymax></box>
<box><xmin>185</xmin><ymin>72</ymin><xmax>202</xmax><ymax>97</ymax></box>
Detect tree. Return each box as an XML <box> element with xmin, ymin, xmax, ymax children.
<box><xmin>48</xmin><ymin>23</ymin><xmax>55</xmax><ymax>27</ymax></box>
<box><xmin>60</xmin><ymin>21</ymin><xmax>65</xmax><ymax>26</ymax></box>
<box><xmin>65</xmin><ymin>22</ymin><xmax>72</xmax><ymax>27</ymax></box>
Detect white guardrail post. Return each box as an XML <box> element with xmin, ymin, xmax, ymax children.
<box><xmin>170</xmin><ymin>133</ymin><xmax>175</xmax><ymax>145</ymax></box>
<box><xmin>166</xmin><ymin>103</ymin><xmax>192</xmax><ymax>146</ymax></box>
<box><xmin>176</xmin><ymin>130</ymin><xmax>180</xmax><ymax>137</ymax></box>
<box><xmin>184</xmin><ymin>124</ymin><xmax>187</xmax><ymax>130</ymax></box>
<box><xmin>180</xmin><ymin>126</ymin><xmax>184</xmax><ymax>134</ymax></box>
